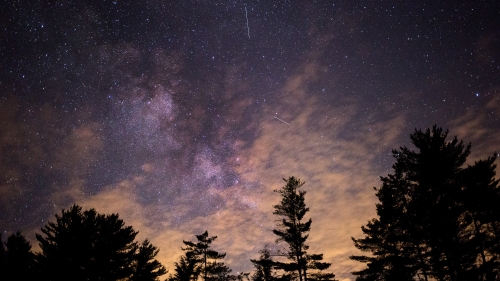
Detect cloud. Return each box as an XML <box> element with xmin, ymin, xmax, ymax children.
<box><xmin>219</xmin><ymin>56</ymin><xmax>411</xmax><ymax>280</ymax></box>
<box><xmin>53</xmin><ymin>123</ymin><xmax>104</xmax><ymax>177</ymax></box>
<box><xmin>448</xmin><ymin>86</ymin><xmax>500</xmax><ymax>164</ymax></box>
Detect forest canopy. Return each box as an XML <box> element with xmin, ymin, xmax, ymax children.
<box><xmin>351</xmin><ymin>126</ymin><xmax>500</xmax><ymax>281</ymax></box>
<box><xmin>4</xmin><ymin>205</ymin><xmax>168</xmax><ymax>281</ymax></box>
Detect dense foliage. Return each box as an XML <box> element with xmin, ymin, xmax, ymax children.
<box><xmin>351</xmin><ymin>126</ymin><xmax>500</xmax><ymax>281</ymax></box>
<box><xmin>169</xmin><ymin>231</ymin><xmax>233</xmax><ymax>281</ymax></box>
<box><xmin>0</xmin><ymin>232</ymin><xmax>37</xmax><ymax>281</ymax></box>
<box><xmin>251</xmin><ymin>247</ymin><xmax>281</xmax><ymax>281</ymax></box>
<box><xmin>0</xmin><ymin>205</ymin><xmax>166</xmax><ymax>281</ymax></box>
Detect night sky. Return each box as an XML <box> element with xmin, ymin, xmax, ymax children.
<box><xmin>1</xmin><ymin>1</ymin><xmax>499</xmax><ymax>280</ymax></box>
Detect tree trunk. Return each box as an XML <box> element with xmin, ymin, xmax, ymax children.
<box><xmin>415</xmin><ymin>243</ymin><xmax>428</xmax><ymax>281</ymax></box>
<box><xmin>473</xmin><ymin>215</ymin><xmax>487</xmax><ymax>266</ymax></box>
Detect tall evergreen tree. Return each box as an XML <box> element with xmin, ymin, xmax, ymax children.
<box><xmin>36</xmin><ymin>204</ymin><xmax>166</xmax><ymax>281</ymax></box>
<box><xmin>272</xmin><ymin>177</ymin><xmax>335</xmax><ymax>281</ymax></box>
<box><xmin>460</xmin><ymin>155</ymin><xmax>500</xmax><ymax>280</ymax></box>
<box><xmin>251</xmin><ymin>247</ymin><xmax>278</xmax><ymax>281</ymax></box>
<box><xmin>36</xmin><ymin>205</ymin><xmax>137</xmax><ymax>281</ymax></box>
<box><xmin>177</xmin><ymin>231</ymin><xmax>232</xmax><ymax>281</ymax></box>
<box><xmin>251</xmin><ymin>246</ymin><xmax>296</xmax><ymax>281</ymax></box>
<box><xmin>0</xmin><ymin>233</ymin><xmax>5</xmax><ymax>275</ymax></box>
<box><xmin>351</xmin><ymin>126</ymin><xmax>500</xmax><ymax>281</ymax></box>
<box><xmin>2</xmin><ymin>231</ymin><xmax>37</xmax><ymax>281</ymax></box>
<box><xmin>131</xmin><ymin>239</ymin><xmax>167</xmax><ymax>281</ymax></box>
<box><xmin>168</xmin><ymin>254</ymin><xmax>201</xmax><ymax>281</ymax></box>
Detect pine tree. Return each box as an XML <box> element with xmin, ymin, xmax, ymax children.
<box><xmin>272</xmin><ymin>177</ymin><xmax>335</xmax><ymax>281</ymax></box>
<box><xmin>131</xmin><ymin>239</ymin><xmax>167</xmax><ymax>281</ymax></box>
<box><xmin>168</xmin><ymin>254</ymin><xmax>201</xmax><ymax>281</ymax></box>
<box><xmin>178</xmin><ymin>231</ymin><xmax>232</xmax><ymax>281</ymax></box>
<box><xmin>36</xmin><ymin>204</ymin><xmax>166</xmax><ymax>281</ymax></box>
<box><xmin>351</xmin><ymin>126</ymin><xmax>500</xmax><ymax>281</ymax></box>
<box><xmin>251</xmin><ymin>247</ymin><xmax>278</xmax><ymax>281</ymax></box>
<box><xmin>3</xmin><ymin>231</ymin><xmax>37</xmax><ymax>281</ymax></box>
<box><xmin>251</xmin><ymin>246</ymin><xmax>297</xmax><ymax>281</ymax></box>
<box><xmin>461</xmin><ymin>155</ymin><xmax>500</xmax><ymax>280</ymax></box>
<box><xmin>36</xmin><ymin>205</ymin><xmax>137</xmax><ymax>280</ymax></box>
<box><xmin>0</xmin><ymin>234</ymin><xmax>5</xmax><ymax>274</ymax></box>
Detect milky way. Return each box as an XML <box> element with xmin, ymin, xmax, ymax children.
<box><xmin>1</xmin><ymin>1</ymin><xmax>499</xmax><ymax>280</ymax></box>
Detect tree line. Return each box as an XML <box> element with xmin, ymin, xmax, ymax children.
<box><xmin>1</xmin><ymin>126</ymin><xmax>499</xmax><ymax>281</ymax></box>
<box><xmin>0</xmin><ymin>175</ymin><xmax>335</xmax><ymax>281</ymax></box>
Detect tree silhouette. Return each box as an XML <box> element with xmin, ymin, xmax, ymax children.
<box><xmin>174</xmin><ymin>231</ymin><xmax>232</xmax><ymax>281</ymax></box>
<box><xmin>272</xmin><ymin>177</ymin><xmax>336</xmax><ymax>281</ymax></box>
<box><xmin>0</xmin><ymin>234</ymin><xmax>4</xmax><ymax>274</ymax></box>
<box><xmin>460</xmin><ymin>155</ymin><xmax>500</xmax><ymax>280</ymax></box>
<box><xmin>351</xmin><ymin>126</ymin><xmax>500</xmax><ymax>281</ymax></box>
<box><xmin>306</xmin><ymin>254</ymin><xmax>337</xmax><ymax>281</ymax></box>
<box><xmin>251</xmin><ymin>247</ymin><xmax>278</xmax><ymax>281</ymax></box>
<box><xmin>168</xmin><ymin>254</ymin><xmax>201</xmax><ymax>281</ymax></box>
<box><xmin>132</xmin><ymin>239</ymin><xmax>167</xmax><ymax>281</ymax></box>
<box><xmin>1</xmin><ymin>231</ymin><xmax>37</xmax><ymax>281</ymax></box>
<box><xmin>234</xmin><ymin>272</ymin><xmax>251</xmax><ymax>281</ymax></box>
<box><xmin>250</xmin><ymin>246</ymin><xmax>294</xmax><ymax>281</ymax></box>
<box><xmin>36</xmin><ymin>204</ymin><xmax>166</xmax><ymax>281</ymax></box>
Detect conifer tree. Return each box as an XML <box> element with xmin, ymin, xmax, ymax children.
<box><xmin>168</xmin><ymin>254</ymin><xmax>201</xmax><ymax>281</ymax></box>
<box><xmin>132</xmin><ymin>239</ymin><xmax>167</xmax><ymax>281</ymax></box>
<box><xmin>36</xmin><ymin>205</ymin><xmax>137</xmax><ymax>281</ymax></box>
<box><xmin>272</xmin><ymin>177</ymin><xmax>335</xmax><ymax>281</ymax></box>
<box><xmin>0</xmin><ymin>234</ymin><xmax>5</xmax><ymax>273</ymax></box>
<box><xmin>179</xmin><ymin>231</ymin><xmax>232</xmax><ymax>281</ymax></box>
<box><xmin>460</xmin><ymin>155</ymin><xmax>500</xmax><ymax>280</ymax></box>
<box><xmin>36</xmin><ymin>204</ymin><xmax>166</xmax><ymax>281</ymax></box>
<box><xmin>351</xmin><ymin>126</ymin><xmax>500</xmax><ymax>280</ymax></box>
<box><xmin>3</xmin><ymin>231</ymin><xmax>37</xmax><ymax>281</ymax></box>
<box><xmin>251</xmin><ymin>247</ymin><xmax>279</xmax><ymax>281</ymax></box>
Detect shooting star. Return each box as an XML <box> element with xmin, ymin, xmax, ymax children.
<box><xmin>274</xmin><ymin>116</ymin><xmax>290</xmax><ymax>126</ymax></box>
<box><xmin>245</xmin><ymin>7</ymin><xmax>250</xmax><ymax>39</ymax></box>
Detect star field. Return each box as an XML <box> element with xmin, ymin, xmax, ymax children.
<box><xmin>1</xmin><ymin>1</ymin><xmax>499</xmax><ymax>280</ymax></box>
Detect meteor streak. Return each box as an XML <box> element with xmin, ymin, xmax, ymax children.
<box><xmin>245</xmin><ymin>7</ymin><xmax>250</xmax><ymax>39</ymax></box>
<box><xmin>274</xmin><ymin>116</ymin><xmax>290</xmax><ymax>126</ymax></box>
